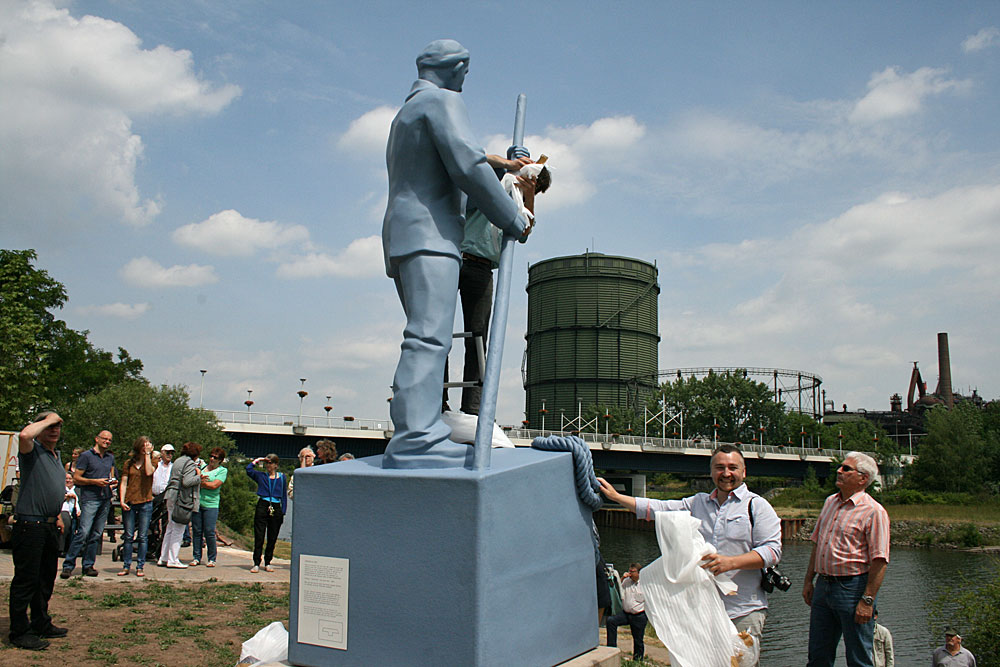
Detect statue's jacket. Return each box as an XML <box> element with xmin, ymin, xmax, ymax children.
<box><xmin>382</xmin><ymin>78</ymin><xmax>526</xmax><ymax>278</ymax></box>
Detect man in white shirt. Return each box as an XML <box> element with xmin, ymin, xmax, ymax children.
<box><xmin>151</xmin><ymin>444</ymin><xmax>173</xmax><ymax>538</ymax></box>
<box><xmin>599</xmin><ymin>444</ymin><xmax>782</xmax><ymax>657</ymax></box>
<box><xmin>604</xmin><ymin>563</ymin><xmax>647</xmax><ymax>661</ymax></box>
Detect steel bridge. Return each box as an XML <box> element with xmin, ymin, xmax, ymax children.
<box><xmin>213</xmin><ymin>409</ymin><xmax>850</xmax><ymax>480</ymax></box>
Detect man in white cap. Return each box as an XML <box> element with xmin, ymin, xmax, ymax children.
<box><xmin>151</xmin><ymin>444</ymin><xmax>174</xmax><ymax>537</ymax></box>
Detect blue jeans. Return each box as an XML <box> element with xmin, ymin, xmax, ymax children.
<box><xmin>121</xmin><ymin>501</ymin><xmax>152</xmax><ymax>569</ymax></box>
<box><xmin>807</xmin><ymin>573</ymin><xmax>875</xmax><ymax>667</ymax></box>
<box><xmin>190</xmin><ymin>507</ymin><xmax>219</xmax><ymax>563</ymax></box>
<box><xmin>62</xmin><ymin>496</ymin><xmax>110</xmax><ymax>572</ymax></box>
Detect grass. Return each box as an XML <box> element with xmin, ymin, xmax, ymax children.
<box><xmin>40</xmin><ymin>580</ymin><xmax>290</xmax><ymax>667</ymax></box>
<box><xmin>886</xmin><ymin>504</ymin><xmax>1000</xmax><ymax>523</ymax></box>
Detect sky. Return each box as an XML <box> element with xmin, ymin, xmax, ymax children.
<box><xmin>4</xmin><ymin>0</ymin><xmax>1000</xmax><ymax>426</ymax></box>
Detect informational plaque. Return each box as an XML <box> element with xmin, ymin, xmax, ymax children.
<box><xmin>296</xmin><ymin>555</ymin><xmax>349</xmax><ymax>650</ymax></box>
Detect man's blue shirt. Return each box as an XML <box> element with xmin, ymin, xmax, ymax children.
<box><xmin>75</xmin><ymin>448</ymin><xmax>115</xmax><ymax>502</ymax></box>
<box><xmin>634</xmin><ymin>483</ymin><xmax>782</xmax><ymax>619</ymax></box>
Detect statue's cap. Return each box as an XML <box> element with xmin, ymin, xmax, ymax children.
<box><xmin>416</xmin><ymin>39</ymin><xmax>469</xmax><ymax>70</ymax></box>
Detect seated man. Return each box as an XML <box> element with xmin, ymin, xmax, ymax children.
<box><xmin>604</xmin><ymin>562</ymin><xmax>647</xmax><ymax>661</ymax></box>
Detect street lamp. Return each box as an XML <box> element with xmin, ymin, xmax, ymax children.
<box><xmin>199</xmin><ymin>369</ymin><xmax>207</xmax><ymax>408</ymax></box>
<box><xmin>244</xmin><ymin>389</ymin><xmax>254</xmax><ymax>424</ymax></box>
<box><xmin>324</xmin><ymin>395</ymin><xmax>333</xmax><ymax>427</ymax></box>
<box><xmin>296</xmin><ymin>378</ymin><xmax>308</xmax><ymax>426</ymax></box>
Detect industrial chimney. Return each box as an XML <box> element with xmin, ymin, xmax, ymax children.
<box><xmin>934</xmin><ymin>332</ymin><xmax>954</xmax><ymax>408</ymax></box>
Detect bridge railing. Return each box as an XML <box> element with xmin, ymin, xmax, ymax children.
<box><xmin>504</xmin><ymin>427</ymin><xmax>845</xmax><ymax>459</ymax></box>
<box><xmin>212</xmin><ymin>410</ymin><xmax>390</xmax><ymax>432</ymax></box>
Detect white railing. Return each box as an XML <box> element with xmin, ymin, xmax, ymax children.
<box><xmin>212</xmin><ymin>410</ymin><xmax>390</xmax><ymax>432</ymax></box>
<box><xmin>503</xmin><ymin>427</ymin><xmax>843</xmax><ymax>459</ymax></box>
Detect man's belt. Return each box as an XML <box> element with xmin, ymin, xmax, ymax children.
<box><xmin>819</xmin><ymin>573</ymin><xmax>865</xmax><ymax>582</ymax></box>
<box><xmin>462</xmin><ymin>252</ymin><xmax>492</xmax><ymax>266</ymax></box>
<box><xmin>15</xmin><ymin>514</ymin><xmax>58</xmax><ymax>523</ymax></box>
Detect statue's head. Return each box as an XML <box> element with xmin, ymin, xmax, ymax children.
<box><xmin>416</xmin><ymin>39</ymin><xmax>470</xmax><ymax>92</ymax></box>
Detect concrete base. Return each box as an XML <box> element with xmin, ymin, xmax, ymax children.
<box><xmin>288</xmin><ymin>447</ymin><xmax>598</xmax><ymax>667</ymax></box>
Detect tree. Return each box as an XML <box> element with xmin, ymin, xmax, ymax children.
<box><xmin>905</xmin><ymin>403</ymin><xmax>988</xmax><ymax>494</ymax></box>
<box><xmin>649</xmin><ymin>370</ymin><xmax>788</xmax><ymax>444</ymax></box>
<box><xmin>62</xmin><ymin>381</ymin><xmax>255</xmax><ymax>532</ymax></box>
<box><xmin>0</xmin><ymin>249</ymin><xmax>143</xmax><ymax>429</ymax></box>
<box><xmin>931</xmin><ymin>562</ymin><xmax>1000</xmax><ymax>666</ymax></box>
<box><xmin>0</xmin><ymin>249</ymin><xmax>65</xmax><ymax>429</ymax></box>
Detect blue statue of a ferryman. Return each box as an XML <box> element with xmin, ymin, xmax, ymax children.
<box><xmin>381</xmin><ymin>39</ymin><xmax>532</xmax><ymax>469</ymax></box>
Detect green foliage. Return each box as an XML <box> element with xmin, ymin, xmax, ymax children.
<box><xmin>580</xmin><ymin>404</ymin><xmax>639</xmax><ymax>436</ymax></box>
<box><xmin>62</xmin><ymin>382</ymin><xmax>256</xmax><ymax>533</ymax></box>
<box><xmin>649</xmin><ymin>369</ymin><xmax>787</xmax><ymax>444</ymax></box>
<box><xmin>941</xmin><ymin>523</ymin><xmax>983</xmax><ymax>548</ymax></box>
<box><xmin>64</xmin><ymin>382</ymin><xmax>231</xmax><ymax>458</ymax></box>
<box><xmin>907</xmin><ymin>403</ymin><xmax>989</xmax><ymax>493</ymax></box>
<box><xmin>0</xmin><ymin>249</ymin><xmax>143</xmax><ymax>430</ymax></box>
<box><xmin>931</xmin><ymin>560</ymin><xmax>1000</xmax><ymax>666</ymax></box>
<box><xmin>820</xmin><ymin>419</ymin><xmax>894</xmax><ymax>460</ymax></box>
<box><xmin>803</xmin><ymin>466</ymin><xmax>822</xmax><ymax>493</ymax></box>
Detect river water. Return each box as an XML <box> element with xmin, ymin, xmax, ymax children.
<box><xmin>598</xmin><ymin>526</ymin><xmax>997</xmax><ymax>665</ymax></box>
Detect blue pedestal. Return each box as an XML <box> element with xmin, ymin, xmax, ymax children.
<box><xmin>288</xmin><ymin>447</ymin><xmax>598</xmax><ymax>667</ymax></box>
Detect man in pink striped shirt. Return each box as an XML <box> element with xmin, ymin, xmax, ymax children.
<box><xmin>803</xmin><ymin>451</ymin><xmax>890</xmax><ymax>667</ymax></box>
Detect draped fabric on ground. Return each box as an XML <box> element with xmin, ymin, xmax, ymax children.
<box><xmin>640</xmin><ymin>512</ymin><xmax>758</xmax><ymax>667</ymax></box>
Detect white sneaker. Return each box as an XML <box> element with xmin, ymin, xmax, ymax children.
<box><xmin>166</xmin><ymin>562</ymin><xmax>188</xmax><ymax>569</ymax></box>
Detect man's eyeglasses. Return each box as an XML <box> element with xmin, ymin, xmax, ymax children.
<box><xmin>838</xmin><ymin>464</ymin><xmax>855</xmax><ymax>472</ymax></box>
<box><xmin>209</xmin><ymin>455</ymin><xmax>221</xmax><ymax>460</ymax></box>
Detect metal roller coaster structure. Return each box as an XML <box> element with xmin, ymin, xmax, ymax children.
<box><xmin>627</xmin><ymin>366</ymin><xmax>824</xmax><ymax>419</ymax></box>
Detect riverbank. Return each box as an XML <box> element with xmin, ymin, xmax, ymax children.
<box><xmin>787</xmin><ymin>516</ymin><xmax>1000</xmax><ymax>549</ymax></box>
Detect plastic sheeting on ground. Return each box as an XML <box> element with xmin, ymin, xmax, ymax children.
<box><xmin>238</xmin><ymin>621</ymin><xmax>288</xmax><ymax>666</ymax></box>
<box><xmin>640</xmin><ymin>512</ymin><xmax>759</xmax><ymax>667</ymax></box>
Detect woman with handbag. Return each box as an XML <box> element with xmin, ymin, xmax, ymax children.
<box><xmin>246</xmin><ymin>454</ymin><xmax>287</xmax><ymax>573</ymax></box>
<box><xmin>157</xmin><ymin>441</ymin><xmax>202</xmax><ymax>569</ymax></box>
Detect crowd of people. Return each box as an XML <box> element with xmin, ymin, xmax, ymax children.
<box><xmin>5</xmin><ymin>411</ymin><xmax>357</xmax><ymax>651</ymax></box>
<box><xmin>5</xmin><ymin>412</ymin><xmax>980</xmax><ymax>663</ymax></box>
<box><xmin>598</xmin><ymin>446</ymin><xmax>975</xmax><ymax>667</ymax></box>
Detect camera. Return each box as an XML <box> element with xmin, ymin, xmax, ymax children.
<box><xmin>761</xmin><ymin>565</ymin><xmax>791</xmax><ymax>593</ymax></box>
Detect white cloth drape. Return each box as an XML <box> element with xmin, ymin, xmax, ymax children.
<box><xmin>640</xmin><ymin>511</ymin><xmax>758</xmax><ymax>667</ymax></box>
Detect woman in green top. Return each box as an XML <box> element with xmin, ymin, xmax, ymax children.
<box><xmin>189</xmin><ymin>447</ymin><xmax>227</xmax><ymax>567</ymax></box>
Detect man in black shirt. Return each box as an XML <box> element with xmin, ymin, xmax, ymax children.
<box><xmin>10</xmin><ymin>411</ymin><xmax>69</xmax><ymax>651</ymax></box>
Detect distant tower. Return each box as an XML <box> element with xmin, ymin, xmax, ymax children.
<box><xmin>889</xmin><ymin>393</ymin><xmax>902</xmax><ymax>412</ymax></box>
<box><xmin>524</xmin><ymin>252</ymin><xmax>660</xmax><ymax>428</ymax></box>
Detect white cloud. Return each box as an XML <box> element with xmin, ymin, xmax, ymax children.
<box><xmin>962</xmin><ymin>27</ymin><xmax>1000</xmax><ymax>53</ymax></box>
<box><xmin>0</xmin><ymin>0</ymin><xmax>240</xmax><ymax>229</ymax></box>
<box><xmin>849</xmin><ymin>67</ymin><xmax>969</xmax><ymax>124</ymax></box>
<box><xmin>75</xmin><ymin>302</ymin><xmax>150</xmax><ymax>319</ymax></box>
<box><xmin>120</xmin><ymin>257</ymin><xmax>218</xmax><ymax>287</ymax></box>
<box><xmin>338</xmin><ymin>105</ymin><xmax>398</xmax><ymax>156</ymax></box>
<box><xmin>173</xmin><ymin>209</ymin><xmax>310</xmax><ymax>256</ymax></box>
<box><xmin>275</xmin><ymin>235</ymin><xmax>384</xmax><ymax>279</ymax></box>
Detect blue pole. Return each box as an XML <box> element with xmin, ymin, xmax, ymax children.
<box><xmin>473</xmin><ymin>94</ymin><xmax>526</xmax><ymax>470</ymax></box>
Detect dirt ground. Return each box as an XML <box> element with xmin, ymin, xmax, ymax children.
<box><xmin>0</xmin><ymin>579</ymin><xmax>289</xmax><ymax>667</ymax></box>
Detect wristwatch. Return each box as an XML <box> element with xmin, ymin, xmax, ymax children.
<box><xmin>860</xmin><ymin>594</ymin><xmax>874</xmax><ymax>606</ymax></box>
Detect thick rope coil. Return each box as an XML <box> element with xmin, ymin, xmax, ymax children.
<box><xmin>530</xmin><ymin>434</ymin><xmax>603</xmax><ymax>511</ymax></box>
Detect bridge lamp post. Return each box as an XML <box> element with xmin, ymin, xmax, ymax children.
<box><xmin>199</xmin><ymin>369</ymin><xmax>207</xmax><ymax>408</ymax></box>
<box><xmin>604</xmin><ymin>410</ymin><xmax>611</xmax><ymax>439</ymax></box>
<box><xmin>908</xmin><ymin>428</ymin><xmax>912</xmax><ymax>456</ymax></box>
<box><xmin>324</xmin><ymin>396</ymin><xmax>333</xmax><ymax>427</ymax></box>
<box><xmin>838</xmin><ymin>429</ymin><xmax>843</xmax><ymax>452</ymax></box>
<box><xmin>539</xmin><ymin>402</ymin><xmax>547</xmax><ymax>433</ymax></box>
<box><xmin>386</xmin><ymin>395</ymin><xmax>392</xmax><ymax>426</ymax></box>
<box><xmin>296</xmin><ymin>378</ymin><xmax>308</xmax><ymax>426</ymax></box>
<box><xmin>244</xmin><ymin>389</ymin><xmax>254</xmax><ymax>424</ymax></box>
